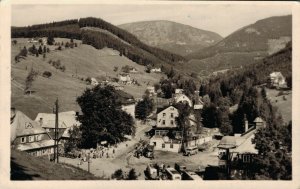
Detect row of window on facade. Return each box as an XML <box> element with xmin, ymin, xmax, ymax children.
<box><xmin>162</xmin><ymin>112</ymin><xmax>174</xmax><ymax>118</ymax></box>
<box><xmin>28</xmin><ymin>147</ymin><xmax>53</xmax><ymax>156</ymax></box>
<box><xmin>20</xmin><ymin>134</ymin><xmax>43</xmax><ymax>143</ymax></box>
<box><xmin>159</xmin><ymin>119</ymin><xmax>175</xmax><ymax>125</ymax></box>
<box><xmin>153</xmin><ymin>142</ymin><xmax>174</xmax><ymax>149</ymax></box>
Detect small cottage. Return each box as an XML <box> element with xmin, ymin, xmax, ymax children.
<box><xmin>268</xmin><ymin>72</ymin><xmax>287</xmax><ymax>88</ymax></box>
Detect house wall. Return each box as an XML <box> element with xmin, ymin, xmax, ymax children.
<box><xmin>14</xmin><ymin>133</ymin><xmax>50</xmax><ymax>145</ymax></box>
<box><xmin>157</xmin><ymin>106</ymin><xmax>179</xmax><ymax>128</ymax></box>
<box><xmin>27</xmin><ymin>147</ymin><xmax>54</xmax><ymax>157</ymax></box>
<box><xmin>150</xmin><ymin>138</ymin><xmax>181</xmax><ymax>153</ymax></box>
<box><xmin>122</xmin><ymin>104</ymin><xmax>135</xmax><ymax>118</ymax></box>
<box><xmin>175</xmin><ymin>95</ymin><xmax>192</xmax><ymax>107</ymax></box>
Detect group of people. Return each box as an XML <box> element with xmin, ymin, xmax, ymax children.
<box><xmin>77</xmin><ymin>146</ymin><xmax>118</xmax><ymax>165</ymax></box>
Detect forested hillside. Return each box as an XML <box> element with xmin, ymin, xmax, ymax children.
<box><xmin>187</xmin><ymin>15</ymin><xmax>292</xmax><ymax>60</ymax></box>
<box><xmin>12</xmin><ymin>18</ymin><xmax>186</xmax><ymax>74</ymax></box>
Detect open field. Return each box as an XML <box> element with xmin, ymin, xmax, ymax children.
<box><xmin>11</xmin><ymin>38</ymin><xmax>163</xmax><ymax>119</ymax></box>
<box><xmin>266</xmin><ymin>88</ymin><xmax>292</xmax><ymax>123</ymax></box>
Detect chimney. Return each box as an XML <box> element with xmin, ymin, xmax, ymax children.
<box><xmin>39</xmin><ymin>118</ymin><xmax>43</xmax><ymax>126</ymax></box>
<box><xmin>244</xmin><ymin>120</ymin><xmax>248</xmax><ymax>133</ymax></box>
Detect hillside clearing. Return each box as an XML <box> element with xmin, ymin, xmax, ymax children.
<box><xmin>11</xmin><ymin>38</ymin><xmax>163</xmax><ymax>119</ymax></box>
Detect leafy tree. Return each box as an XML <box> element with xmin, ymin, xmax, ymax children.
<box><xmin>202</xmin><ymin>104</ymin><xmax>218</xmax><ymax>128</ymax></box>
<box><xmin>77</xmin><ymin>86</ymin><xmax>134</xmax><ymax>148</ymax></box>
<box><xmin>47</xmin><ymin>35</ymin><xmax>55</xmax><ymax>45</ymax></box>
<box><xmin>127</xmin><ymin>168</ymin><xmax>138</xmax><ymax>180</ymax></box>
<box><xmin>64</xmin><ymin>126</ymin><xmax>81</xmax><ymax>153</ymax></box>
<box><xmin>135</xmin><ymin>90</ymin><xmax>154</xmax><ymax>121</ymax></box>
<box><xmin>174</xmin><ymin>103</ymin><xmax>191</xmax><ymax>151</ymax></box>
<box><xmin>111</xmin><ymin>169</ymin><xmax>124</xmax><ymax>180</ymax></box>
<box><xmin>25</xmin><ymin>68</ymin><xmax>38</xmax><ymax>90</ymax></box>
<box><xmin>46</xmin><ymin>47</ymin><xmax>50</xmax><ymax>53</ymax></box>
<box><xmin>19</xmin><ymin>46</ymin><xmax>28</xmax><ymax>57</ymax></box>
<box><xmin>251</xmin><ymin>121</ymin><xmax>292</xmax><ymax>180</ymax></box>
<box><xmin>38</xmin><ymin>45</ymin><xmax>43</xmax><ymax>54</ymax></box>
<box><xmin>43</xmin><ymin>46</ymin><xmax>47</xmax><ymax>54</ymax></box>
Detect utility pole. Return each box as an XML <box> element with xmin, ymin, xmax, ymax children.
<box><xmin>54</xmin><ymin>98</ymin><xmax>59</xmax><ymax>163</ymax></box>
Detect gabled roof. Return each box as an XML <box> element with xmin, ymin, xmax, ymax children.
<box><xmin>156</xmin><ymin>105</ymin><xmax>177</xmax><ymax>115</ymax></box>
<box><xmin>218</xmin><ymin>136</ymin><xmax>237</xmax><ymax>149</ymax></box>
<box><xmin>254</xmin><ymin>117</ymin><xmax>264</xmax><ymax>123</ymax></box>
<box><xmin>35</xmin><ymin>111</ymin><xmax>81</xmax><ymax>128</ymax></box>
<box><xmin>11</xmin><ymin>110</ymin><xmax>47</xmax><ymax>137</ymax></box>
<box><xmin>16</xmin><ymin>139</ymin><xmax>55</xmax><ymax>151</ymax></box>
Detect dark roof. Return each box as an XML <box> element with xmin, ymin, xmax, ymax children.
<box><xmin>156</xmin><ymin>105</ymin><xmax>176</xmax><ymax>114</ymax></box>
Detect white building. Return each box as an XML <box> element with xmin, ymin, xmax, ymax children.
<box><xmin>175</xmin><ymin>89</ymin><xmax>184</xmax><ymax>95</ymax></box>
<box><xmin>269</xmin><ymin>72</ymin><xmax>287</xmax><ymax>88</ymax></box>
<box><xmin>91</xmin><ymin>77</ymin><xmax>99</xmax><ymax>86</ymax></box>
<box><xmin>150</xmin><ymin>67</ymin><xmax>162</xmax><ymax>73</ymax></box>
<box><xmin>156</xmin><ymin>106</ymin><xmax>179</xmax><ymax>128</ymax></box>
<box><xmin>150</xmin><ymin>135</ymin><xmax>182</xmax><ymax>153</ymax></box>
<box><xmin>146</xmin><ymin>86</ymin><xmax>156</xmax><ymax>96</ymax></box>
<box><xmin>11</xmin><ymin>109</ymin><xmax>55</xmax><ymax>158</ymax></box>
<box><xmin>119</xmin><ymin>74</ymin><xmax>131</xmax><ymax>84</ymax></box>
<box><xmin>174</xmin><ymin>94</ymin><xmax>193</xmax><ymax>107</ymax></box>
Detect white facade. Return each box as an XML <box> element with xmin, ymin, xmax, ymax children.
<box><xmin>150</xmin><ymin>136</ymin><xmax>181</xmax><ymax>153</ymax></box>
<box><xmin>175</xmin><ymin>94</ymin><xmax>193</xmax><ymax>107</ymax></box>
<box><xmin>91</xmin><ymin>77</ymin><xmax>99</xmax><ymax>86</ymax></box>
<box><xmin>147</xmin><ymin>86</ymin><xmax>156</xmax><ymax>95</ymax></box>
<box><xmin>150</xmin><ymin>68</ymin><xmax>162</xmax><ymax>73</ymax></box>
<box><xmin>269</xmin><ymin>72</ymin><xmax>286</xmax><ymax>88</ymax></box>
<box><xmin>119</xmin><ymin>74</ymin><xmax>131</xmax><ymax>84</ymax></box>
<box><xmin>157</xmin><ymin>106</ymin><xmax>179</xmax><ymax>128</ymax></box>
<box><xmin>122</xmin><ymin>104</ymin><xmax>135</xmax><ymax>118</ymax></box>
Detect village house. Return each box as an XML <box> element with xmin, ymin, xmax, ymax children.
<box><xmin>91</xmin><ymin>77</ymin><xmax>99</xmax><ymax>86</ymax></box>
<box><xmin>175</xmin><ymin>89</ymin><xmax>184</xmax><ymax>95</ymax></box>
<box><xmin>119</xmin><ymin>73</ymin><xmax>132</xmax><ymax>84</ymax></box>
<box><xmin>129</xmin><ymin>67</ymin><xmax>138</xmax><ymax>73</ymax></box>
<box><xmin>150</xmin><ymin>67</ymin><xmax>162</xmax><ymax>73</ymax></box>
<box><xmin>174</xmin><ymin>93</ymin><xmax>193</xmax><ymax>107</ymax></box>
<box><xmin>35</xmin><ymin>111</ymin><xmax>81</xmax><ymax>141</ymax></box>
<box><xmin>268</xmin><ymin>72</ymin><xmax>287</xmax><ymax>88</ymax></box>
<box><xmin>146</xmin><ymin>86</ymin><xmax>156</xmax><ymax>96</ymax></box>
<box><xmin>156</xmin><ymin>106</ymin><xmax>179</xmax><ymax>128</ymax></box>
<box><xmin>11</xmin><ymin>108</ymin><xmax>56</xmax><ymax>158</ymax></box>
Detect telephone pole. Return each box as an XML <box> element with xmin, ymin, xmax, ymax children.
<box><xmin>54</xmin><ymin>98</ymin><xmax>59</xmax><ymax>163</ymax></box>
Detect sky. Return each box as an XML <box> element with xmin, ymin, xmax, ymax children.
<box><xmin>12</xmin><ymin>3</ymin><xmax>292</xmax><ymax>37</ymax></box>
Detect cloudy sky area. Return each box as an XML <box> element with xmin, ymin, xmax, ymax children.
<box><xmin>12</xmin><ymin>3</ymin><xmax>292</xmax><ymax>37</ymax></box>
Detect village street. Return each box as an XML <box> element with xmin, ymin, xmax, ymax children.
<box><xmin>59</xmin><ymin>120</ymin><xmax>152</xmax><ymax>179</ymax></box>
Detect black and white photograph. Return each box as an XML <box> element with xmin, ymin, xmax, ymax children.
<box><xmin>1</xmin><ymin>0</ymin><xmax>300</xmax><ymax>188</ymax></box>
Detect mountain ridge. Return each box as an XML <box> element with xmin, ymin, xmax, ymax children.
<box><xmin>119</xmin><ymin>20</ymin><xmax>223</xmax><ymax>56</ymax></box>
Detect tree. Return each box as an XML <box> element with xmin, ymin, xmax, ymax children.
<box><xmin>46</xmin><ymin>47</ymin><xmax>50</xmax><ymax>53</ymax></box>
<box><xmin>135</xmin><ymin>90</ymin><xmax>154</xmax><ymax>121</ymax></box>
<box><xmin>251</xmin><ymin>121</ymin><xmax>292</xmax><ymax>180</ymax></box>
<box><xmin>111</xmin><ymin>169</ymin><xmax>124</xmax><ymax>180</ymax></box>
<box><xmin>286</xmin><ymin>75</ymin><xmax>292</xmax><ymax>89</ymax></box>
<box><xmin>25</xmin><ymin>68</ymin><xmax>38</xmax><ymax>90</ymax></box>
<box><xmin>202</xmin><ymin>104</ymin><xmax>218</xmax><ymax>128</ymax></box>
<box><xmin>127</xmin><ymin>168</ymin><xmax>138</xmax><ymax>180</ymax></box>
<box><xmin>174</xmin><ymin>103</ymin><xmax>191</xmax><ymax>151</ymax></box>
<box><xmin>38</xmin><ymin>46</ymin><xmax>43</xmax><ymax>54</ymax></box>
<box><xmin>47</xmin><ymin>35</ymin><xmax>55</xmax><ymax>45</ymax></box>
<box><xmin>76</xmin><ymin>86</ymin><xmax>134</xmax><ymax>148</ymax></box>
<box><xmin>64</xmin><ymin>127</ymin><xmax>81</xmax><ymax>153</ymax></box>
<box><xmin>19</xmin><ymin>46</ymin><xmax>28</xmax><ymax>57</ymax></box>
<box><xmin>43</xmin><ymin>46</ymin><xmax>47</xmax><ymax>54</ymax></box>
<box><xmin>167</xmin><ymin>67</ymin><xmax>176</xmax><ymax>78</ymax></box>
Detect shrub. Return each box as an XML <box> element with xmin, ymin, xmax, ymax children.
<box><xmin>85</xmin><ymin>77</ymin><xmax>92</xmax><ymax>84</ymax></box>
<box><xmin>111</xmin><ymin>169</ymin><xmax>124</xmax><ymax>180</ymax></box>
<box><xmin>42</xmin><ymin>71</ymin><xmax>52</xmax><ymax>78</ymax></box>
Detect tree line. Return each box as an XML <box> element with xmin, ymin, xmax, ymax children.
<box><xmin>78</xmin><ymin>17</ymin><xmax>186</xmax><ymax>64</ymax></box>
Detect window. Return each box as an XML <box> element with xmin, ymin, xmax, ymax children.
<box><xmin>29</xmin><ymin>136</ymin><xmax>34</xmax><ymax>142</ymax></box>
<box><xmin>21</xmin><ymin>137</ymin><xmax>26</xmax><ymax>143</ymax></box>
<box><xmin>170</xmin><ymin>144</ymin><xmax>173</xmax><ymax>148</ymax></box>
<box><xmin>163</xmin><ymin>113</ymin><xmax>166</xmax><ymax>117</ymax></box>
<box><xmin>171</xmin><ymin>113</ymin><xmax>174</xmax><ymax>118</ymax></box>
<box><xmin>171</xmin><ymin>120</ymin><xmax>174</xmax><ymax>125</ymax></box>
<box><xmin>162</xmin><ymin>144</ymin><xmax>165</xmax><ymax>148</ymax></box>
<box><xmin>162</xmin><ymin>120</ymin><xmax>166</xmax><ymax>125</ymax></box>
<box><xmin>35</xmin><ymin>135</ymin><xmax>42</xmax><ymax>141</ymax></box>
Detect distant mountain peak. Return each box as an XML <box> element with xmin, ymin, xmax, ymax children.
<box><xmin>119</xmin><ymin>20</ymin><xmax>223</xmax><ymax>56</ymax></box>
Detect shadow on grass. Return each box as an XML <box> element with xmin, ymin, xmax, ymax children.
<box><xmin>10</xmin><ymin>157</ymin><xmax>41</xmax><ymax>180</ymax></box>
